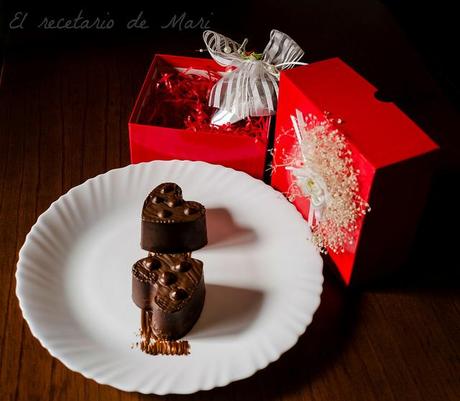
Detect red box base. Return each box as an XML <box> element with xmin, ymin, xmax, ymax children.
<box><xmin>129</xmin><ymin>55</ymin><xmax>270</xmax><ymax>179</ymax></box>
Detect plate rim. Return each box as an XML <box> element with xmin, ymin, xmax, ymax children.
<box><xmin>15</xmin><ymin>160</ymin><xmax>324</xmax><ymax>394</ymax></box>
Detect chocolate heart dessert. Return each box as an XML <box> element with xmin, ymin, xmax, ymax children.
<box><xmin>141</xmin><ymin>182</ymin><xmax>207</xmax><ymax>253</ymax></box>
<box><xmin>132</xmin><ymin>253</ymin><xmax>205</xmax><ymax>341</ymax></box>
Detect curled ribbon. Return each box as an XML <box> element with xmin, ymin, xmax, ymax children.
<box><xmin>287</xmin><ymin>110</ymin><xmax>330</xmax><ymax>226</ymax></box>
<box><xmin>203</xmin><ymin>30</ymin><xmax>305</xmax><ymax>125</ymax></box>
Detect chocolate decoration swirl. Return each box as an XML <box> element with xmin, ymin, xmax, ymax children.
<box><xmin>140</xmin><ymin>338</ymin><xmax>190</xmax><ymax>356</ymax></box>
<box><xmin>141</xmin><ymin>183</ymin><xmax>207</xmax><ymax>253</ymax></box>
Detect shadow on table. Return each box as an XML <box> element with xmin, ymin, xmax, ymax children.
<box><xmin>188</xmin><ymin>284</ymin><xmax>264</xmax><ymax>339</ymax></box>
<box><xmin>205</xmin><ymin>208</ymin><xmax>257</xmax><ymax>249</ymax></box>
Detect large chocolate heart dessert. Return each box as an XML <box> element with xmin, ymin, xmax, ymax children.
<box><xmin>132</xmin><ymin>253</ymin><xmax>205</xmax><ymax>341</ymax></box>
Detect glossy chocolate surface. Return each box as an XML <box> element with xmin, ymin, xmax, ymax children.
<box><xmin>141</xmin><ymin>183</ymin><xmax>208</xmax><ymax>253</ymax></box>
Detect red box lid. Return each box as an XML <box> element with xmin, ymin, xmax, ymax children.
<box><xmin>281</xmin><ymin>58</ymin><xmax>438</xmax><ymax>168</ymax></box>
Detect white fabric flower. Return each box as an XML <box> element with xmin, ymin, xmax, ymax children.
<box><xmin>292</xmin><ymin>166</ymin><xmax>329</xmax><ymax>212</ymax></box>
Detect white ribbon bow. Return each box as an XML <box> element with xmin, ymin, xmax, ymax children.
<box><xmin>203</xmin><ymin>30</ymin><xmax>305</xmax><ymax>125</ymax></box>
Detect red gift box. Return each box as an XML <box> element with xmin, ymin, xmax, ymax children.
<box><xmin>271</xmin><ymin>58</ymin><xmax>439</xmax><ymax>285</ymax></box>
<box><xmin>129</xmin><ymin>54</ymin><xmax>271</xmax><ymax>179</ymax></box>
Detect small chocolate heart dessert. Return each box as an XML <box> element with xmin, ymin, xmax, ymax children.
<box><xmin>141</xmin><ymin>183</ymin><xmax>207</xmax><ymax>253</ymax></box>
<box><xmin>132</xmin><ymin>253</ymin><xmax>205</xmax><ymax>340</ymax></box>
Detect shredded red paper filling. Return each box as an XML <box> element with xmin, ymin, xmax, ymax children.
<box><xmin>139</xmin><ymin>68</ymin><xmax>268</xmax><ymax>143</ymax></box>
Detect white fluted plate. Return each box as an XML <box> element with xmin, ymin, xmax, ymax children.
<box><xmin>16</xmin><ymin>160</ymin><xmax>323</xmax><ymax>394</ymax></box>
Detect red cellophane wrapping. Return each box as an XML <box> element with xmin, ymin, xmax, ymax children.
<box><xmin>129</xmin><ymin>54</ymin><xmax>271</xmax><ymax>179</ymax></box>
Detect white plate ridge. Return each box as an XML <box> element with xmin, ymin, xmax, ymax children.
<box><xmin>16</xmin><ymin>160</ymin><xmax>323</xmax><ymax>394</ymax></box>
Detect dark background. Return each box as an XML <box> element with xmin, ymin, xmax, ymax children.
<box><xmin>1</xmin><ymin>0</ymin><xmax>460</xmax><ymax>106</ymax></box>
<box><xmin>2</xmin><ymin>0</ymin><xmax>460</xmax><ymax>108</ymax></box>
<box><xmin>0</xmin><ymin>1</ymin><xmax>459</xmax><ymax>400</ymax></box>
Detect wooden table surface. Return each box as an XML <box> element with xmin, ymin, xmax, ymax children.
<box><xmin>1</xmin><ymin>1</ymin><xmax>459</xmax><ymax>400</ymax></box>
